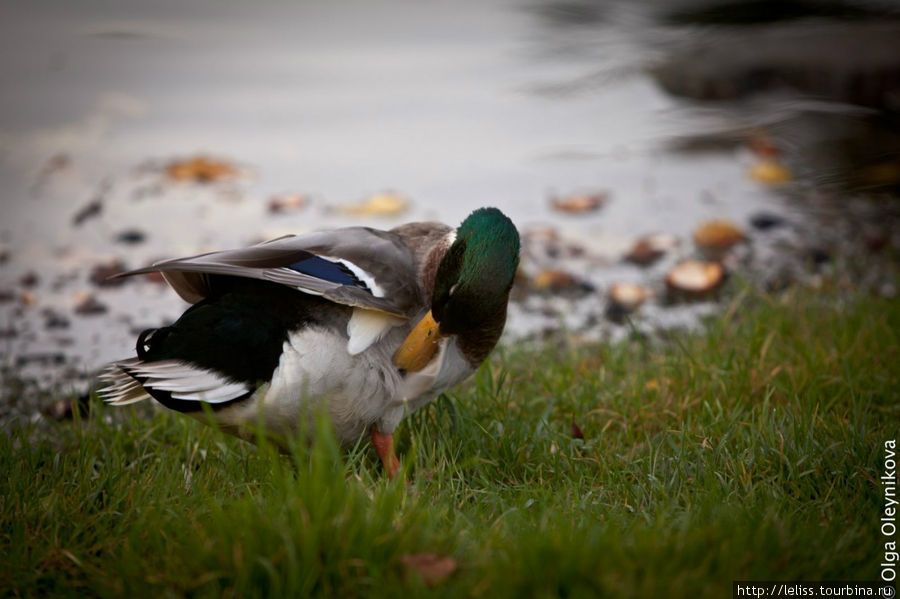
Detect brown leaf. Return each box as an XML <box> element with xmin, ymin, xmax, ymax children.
<box><xmin>399</xmin><ymin>553</ymin><xmax>457</xmax><ymax>587</ymax></box>
<box><xmin>90</xmin><ymin>260</ymin><xmax>129</xmax><ymax>287</ymax></box>
<box><xmin>570</xmin><ymin>418</ymin><xmax>584</xmax><ymax>440</ymax></box>
<box><xmin>692</xmin><ymin>220</ymin><xmax>745</xmax><ymax>252</ymax></box>
<box><xmin>665</xmin><ymin>259</ymin><xmax>724</xmax><ymax>298</ymax></box>
<box><xmin>748</xmin><ymin>159</ymin><xmax>791</xmax><ymax>184</ymax></box>
<box><xmin>623</xmin><ymin>233</ymin><xmax>679</xmax><ymax>266</ymax></box>
<box><xmin>73</xmin><ymin>199</ymin><xmax>103</xmax><ymax>226</ymax></box>
<box><xmin>341</xmin><ymin>191</ymin><xmax>408</xmax><ymax>216</ymax></box>
<box><xmin>550</xmin><ymin>190</ymin><xmax>607</xmax><ymax>213</ymax></box>
<box><xmin>165</xmin><ymin>155</ymin><xmax>239</xmax><ymax>183</ymax></box>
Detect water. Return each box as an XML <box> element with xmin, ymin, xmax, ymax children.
<box><xmin>0</xmin><ymin>1</ymin><xmax>895</xmax><ymax>394</ymax></box>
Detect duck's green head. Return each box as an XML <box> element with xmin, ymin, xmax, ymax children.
<box><xmin>394</xmin><ymin>207</ymin><xmax>519</xmax><ymax>372</ymax></box>
<box><xmin>431</xmin><ymin>207</ymin><xmax>520</xmax><ymax>334</ymax></box>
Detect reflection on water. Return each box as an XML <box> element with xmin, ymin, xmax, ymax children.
<box><xmin>0</xmin><ymin>0</ymin><xmax>898</xmax><ymax>400</ymax></box>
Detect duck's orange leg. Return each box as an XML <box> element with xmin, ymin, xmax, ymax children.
<box><xmin>370</xmin><ymin>428</ymin><xmax>400</xmax><ymax>479</ymax></box>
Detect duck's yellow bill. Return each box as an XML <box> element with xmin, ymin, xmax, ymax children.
<box><xmin>393</xmin><ymin>311</ymin><xmax>443</xmax><ymax>372</ymax></box>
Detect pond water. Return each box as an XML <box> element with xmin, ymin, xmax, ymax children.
<box><xmin>1</xmin><ymin>0</ymin><xmax>897</xmax><ymax>395</ymax></box>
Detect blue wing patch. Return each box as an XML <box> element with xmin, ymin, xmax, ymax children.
<box><xmin>287</xmin><ymin>255</ymin><xmax>370</xmax><ymax>291</ymax></box>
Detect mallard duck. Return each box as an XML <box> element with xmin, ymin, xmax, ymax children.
<box><xmin>99</xmin><ymin>207</ymin><xmax>520</xmax><ymax>476</ymax></box>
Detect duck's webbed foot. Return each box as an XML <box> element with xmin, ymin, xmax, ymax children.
<box><xmin>370</xmin><ymin>428</ymin><xmax>400</xmax><ymax>479</ymax></box>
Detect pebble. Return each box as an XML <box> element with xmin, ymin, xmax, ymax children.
<box><xmin>72</xmin><ymin>199</ymin><xmax>103</xmax><ymax>226</ymax></box>
<box><xmin>115</xmin><ymin>229</ymin><xmax>147</xmax><ymax>245</ymax></box>
<box><xmin>749</xmin><ymin>212</ymin><xmax>786</xmax><ymax>231</ymax></box>
<box><xmin>19</xmin><ymin>271</ymin><xmax>39</xmax><ymax>288</ymax></box>
<box><xmin>268</xmin><ymin>192</ymin><xmax>309</xmax><ymax>214</ymax></box>
<box><xmin>74</xmin><ymin>293</ymin><xmax>108</xmax><ymax>315</ymax></box>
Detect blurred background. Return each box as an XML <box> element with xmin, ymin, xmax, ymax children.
<box><xmin>1</xmin><ymin>0</ymin><xmax>899</xmax><ymax>405</ymax></box>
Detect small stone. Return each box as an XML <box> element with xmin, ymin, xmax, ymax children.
<box><xmin>749</xmin><ymin>212</ymin><xmax>786</xmax><ymax>231</ymax></box>
<box><xmin>808</xmin><ymin>247</ymin><xmax>831</xmax><ymax>266</ymax></box>
<box><xmin>863</xmin><ymin>227</ymin><xmax>889</xmax><ymax>253</ymax></box>
<box><xmin>42</xmin><ymin>309</ymin><xmax>70</xmax><ymax>329</ymax></box>
<box><xmin>115</xmin><ymin>229</ymin><xmax>147</xmax><ymax>245</ymax></box>
<box><xmin>19</xmin><ymin>271</ymin><xmax>40</xmax><ymax>288</ymax></box>
<box><xmin>73</xmin><ymin>199</ymin><xmax>103</xmax><ymax>226</ymax></box>
<box><xmin>268</xmin><ymin>192</ymin><xmax>309</xmax><ymax>214</ymax></box>
<box><xmin>17</xmin><ymin>352</ymin><xmax>66</xmax><ymax>366</ymax></box>
<box><xmin>74</xmin><ymin>293</ymin><xmax>108</xmax><ymax>315</ymax></box>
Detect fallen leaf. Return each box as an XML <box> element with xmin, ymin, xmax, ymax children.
<box><xmin>666</xmin><ymin>259</ymin><xmax>724</xmax><ymax>298</ymax></box>
<box><xmin>748</xmin><ymin>159</ymin><xmax>792</xmax><ymax>184</ymax></box>
<box><xmin>607</xmin><ymin>282</ymin><xmax>652</xmax><ymax>313</ymax></box>
<box><xmin>73</xmin><ymin>199</ymin><xmax>103</xmax><ymax>226</ymax></box>
<box><xmin>342</xmin><ymin>191</ymin><xmax>409</xmax><ymax>216</ymax></box>
<box><xmin>571</xmin><ymin>418</ymin><xmax>584</xmax><ymax>440</ymax></box>
<box><xmin>692</xmin><ymin>220</ymin><xmax>745</xmax><ymax>252</ymax></box>
<box><xmin>550</xmin><ymin>190</ymin><xmax>607</xmax><ymax>213</ymax></box>
<box><xmin>531</xmin><ymin>269</ymin><xmax>593</xmax><ymax>295</ymax></box>
<box><xmin>90</xmin><ymin>260</ymin><xmax>128</xmax><ymax>287</ymax></box>
<box><xmin>748</xmin><ymin>135</ymin><xmax>780</xmax><ymax>158</ymax></box>
<box><xmin>400</xmin><ymin>553</ymin><xmax>457</xmax><ymax>587</ymax></box>
<box><xmin>166</xmin><ymin>155</ymin><xmax>239</xmax><ymax>183</ymax></box>
<box><xmin>623</xmin><ymin>232</ymin><xmax>679</xmax><ymax>266</ymax></box>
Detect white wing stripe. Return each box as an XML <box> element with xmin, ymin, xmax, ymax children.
<box><xmin>320</xmin><ymin>256</ymin><xmax>385</xmax><ymax>298</ymax></box>
<box><xmin>122</xmin><ymin>359</ymin><xmax>251</xmax><ymax>405</ymax></box>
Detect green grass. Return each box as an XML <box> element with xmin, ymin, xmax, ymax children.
<box><xmin>2</xmin><ymin>282</ymin><xmax>898</xmax><ymax>598</ymax></box>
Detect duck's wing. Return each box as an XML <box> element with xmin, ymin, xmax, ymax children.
<box><xmin>120</xmin><ymin>227</ymin><xmax>423</xmax><ymax>318</ymax></box>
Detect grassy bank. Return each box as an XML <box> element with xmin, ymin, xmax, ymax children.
<box><xmin>2</xmin><ymin>283</ymin><xmax>898</xmax><ymax>598</ymax></box>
